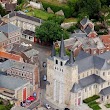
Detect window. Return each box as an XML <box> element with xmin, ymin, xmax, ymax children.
<box><xmin>78</xmin><ymin>92</ymin><xmax>81</xmax><ymax>96</ymax></box>
<box><xmin>85</xmin><ymin>88</ymin><xmax>86</xmax><ymax>92</ymax></box>
<box><xmin>108</xmin><ymin>82</ymin><xmax>110</xmax><ymax>85</ymax></box>
<box><xmin>103</xmin><ymin>72</ymin><xmax>105</xmax><ymax>76</ymax></box>
<box><xmin>56</xmin><ymin>60</ymin><xmax>58</xmax><ymax>64</ymax></box>
<box><xmin>107</xmin><ymin>96</ymin><xmax>109</xmax><ymax>99</ymax></box>
<box><xmin>60</xmin><ymin>61</ymin><xmax>63</xmax><ymax>66</ymax></box>
<box><xmin>96</xmin><ymin>85</ymin><xmax>97</xmax><ymax>88</ymax></box>
<box><xmin>101</xmin><ymin>84</ymin><xmax>103</xmax><ymax>88</ymax></box>
<box><xmin>89</xmin><ymin>86</ymin><xmax>91</xmax><ymax>90</ymax></box>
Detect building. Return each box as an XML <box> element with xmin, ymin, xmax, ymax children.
<box><xmin>46</xmin><ymin>38</ymin><xmax>110</xmax><ymax>109</ymax></box>
<box><xmin>55</xmin><ymin>35</ymin><xmax>105</xmax><ymax>56</ymax></box>
<box><xmin>2</xmin><ymin>11</ymin><xmax>42</xmax><ymax>32</ymax></box>
<box><xmin>80</xmin><ymin>18</ymin><xmax>97</xmax><ymax>38</ymax></box>
<box><xmin>0</xmin><ymin>60</ymin><xmax>40</xmax><ymax>90</ymax></box>
<box><xmin>100</xmin><ymin>35</ymin><xmax>110</xmax><ymax>52</ymax></box>
<box><xmin>0</xmin><ymin>23</ymin><xmax>21</xmax><ymax>48</ymax></box>
<box><xmin>0</xmin><ymin>72</ymin><xmax>30</xmax><ymax>102</ymax></box>
<box><xmin>22</xmin><ymin>30</ymin><xmax>37</xmax><ymax>42</ymax></box>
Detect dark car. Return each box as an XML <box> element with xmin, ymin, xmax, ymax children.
<box><xmin>42</xmin><ymin>62</ymin><xmax>47</xmax><ymax>67</ymax></box>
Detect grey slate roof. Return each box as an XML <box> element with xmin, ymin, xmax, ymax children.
<box><xmin>70</xmin><ymin>33</ymin><xmax>87</xmax><ymax>38</ymax></box>
<box><xmin>84</xmin><ymin>25</ymin><xmax>92</xmax><ymax>35</ymax></box>
<box><xmin>8</xmin><ymin>11</ymin><xmax>42</xmax><ymax>23</ymax></box>
<box><xmin>59</xmin><ymin>37</ymin><xmax>66</xmax><ymax>59</ymax></box>
<box><xmin>23</xmin><ymin>30</ymin><xmax>35</xmax><ymax>37</ymax></box>
<box><xmin>75</xmin><ymin>50</ymin><xmax>91</xmax><ymax>61</ymax></box>
<box><xmin>98</xmin><ymin>51</ymin><xmax>110</xmax><ymax>61</ymax></box>
<box><xmin>70</xmin><ymin>82</ymin><xmax>82</xmax><ymax>93</ymax></box>
<box><xmin>79</xmin><ymin>74</ymin><xmax>105</xmax><ymax>88</ymax></box>
<box><xmin>24</xmin><ymin>49</ymin><xmax>39</xmax><ymax>58</ymax></box>
<box><xmin>100</xmin><ymin>86</ymin><xmax>110</xmax><ymax>96</ymax></box>
<box><xmin>68</xmin><ymin>51</ymin><xmax>74</xmax><ymax>65</ymax></box>
<box><xmin>0</xmin><ymin>60</ymin><xmax>36</xmax><ymax>73</ymax></box>
<box><xmin>71</xmin><ymin>74</ymin><xmax>105</xmax><ymax>93</ymax></box>
<box><xmin>0</xmin><ymin>74</ymin><xmax>29</xmax><ymax>90</ymax></box>
<box><xmin>0</xmin><ymin>31</ymin><xmax>7</xmax><ymax>42</ymax></box>
<box><xmin>0</xmin><ymin>23</ymin><xmax>20</xmax><ymax>34</ymax></box>
<box><xmin>80</xmin><ymin>18</ymin><xmax>89</xmax><ymax>26</ymax></box>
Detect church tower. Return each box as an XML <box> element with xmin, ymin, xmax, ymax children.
<box><xmin>46</xmin><ymin>38</ymin><xmax>78</xmax><ymax>106</ymax></box>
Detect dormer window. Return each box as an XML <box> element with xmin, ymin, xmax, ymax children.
<box><xmin>56</xmin><ymin>60</ymin><xmax>58</xmax><ymax>64</ymax></box>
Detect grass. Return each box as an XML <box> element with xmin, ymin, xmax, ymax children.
<box><xmin>23</xmin><ymin>7</ymin><xmax>54</xmax><ymax>20</ymax></box>
<box><xmin>105</xmin><ymin>103</ymin><xmax>110</xmax><ymax>108</ymax></box>
<box><xmin>64</xmin><ymin>18</ymin><xmax>78</xmax><ymax>23</ymax></box>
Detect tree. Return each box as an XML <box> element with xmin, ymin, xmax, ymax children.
<box><xmin>0</xmin><ymin>4</ymin><xmax>6</xmax><ymax>17</ymax></box>
<box><xmin>48</xmin><ymin>16</ymin><xmax>65</xmax><ymax>25</ymax></box>
<box><xmin>17</xmin><ymin>0</ymin><xmax>24</xmax><ymax>5</ymax></box>
<box><xmin>35</xmin><ymin>20</ymin><xmax>69</xmax><ymax>44</ymax></box>
<box><xmin>76</xmin><ymin>0</ymin><xmax>101</xmax><ymax>18</ymax></box>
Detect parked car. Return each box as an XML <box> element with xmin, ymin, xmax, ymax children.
<box><xmin>45</xmin><ymin>104</ymin><xmax>51</xmax><ymax>109</ymax></box>
<box><xmin>43</xmin><ymin>75</ymin><xmax>47</xmax><ymax>81</ymax></box>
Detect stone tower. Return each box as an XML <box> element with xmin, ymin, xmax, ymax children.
<box><xmin>46</xmin><ymin>38</ymin><xmax>78</xmax><ymax>106</ymax></box>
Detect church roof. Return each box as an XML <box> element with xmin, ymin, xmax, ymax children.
<box><xmin>100</xmin><ymin>86</ymin><xmax>110</xmax><ymax>96</ymax></box>
<box><xmin>71</xmin><ymin>74</ymin><xmax>105</xmax><ymax>93</ymax></box>
<box><xmin>59</xmin><ymin>37</ymin><xmax>66</xmax><ymax>58</ymax></box>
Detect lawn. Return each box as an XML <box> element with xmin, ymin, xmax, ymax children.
<box><xmin>24</xmin><ymin>8</ymin><xmax>54</xmax><ymax>20</ymax></box>
<box><xmin>64</xmin><ymin>18</ymin><xmax>77</xmax><ymax>23</ymax></box>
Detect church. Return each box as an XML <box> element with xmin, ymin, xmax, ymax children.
<box><xmin>46</xmin><ymin>38</ymin><xmax>110</xmax><ymax>109</ymax></box>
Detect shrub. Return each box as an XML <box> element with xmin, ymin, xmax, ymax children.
<box><xmin>42</xmin><ymin>1</ymin><xmax>71</xmax><ymax>18</ymax></box>
<box><xmin>105</xmin><ymin>104</ymin><xmax>110</xmax><ymax>108</ymax></box>
<box><xmin>83</xmin><ymin>95</ymin><xmax>100</xmax><ymax>103</ymax></box>
<box><xmin>91</xmin><ymin>104</ymin><xmax>101</xmax><ymax>110</ymax></box>
<box><xmin>88</xmin><ymin>101</ymin><xmax>98</xmax><ymax>108</ymax></box>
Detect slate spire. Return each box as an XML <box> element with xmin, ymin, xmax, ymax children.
<box><xmin>59</xmin><ymin>37</ymin><xmax>66</xmax><ymax>58</ymax></box>
<box><xmin>69</xmin><ymin>51</ymin><xmax>74</xmax><ymax>65</ymax></box>
<box><xmin>51</xmin><ymin>43</ymin><xmax>56</xmax><ymax>57</ymax></box>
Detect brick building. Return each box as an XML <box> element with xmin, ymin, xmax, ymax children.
<box><xmin>0</xmin><ymin>60</ymin><xmax>40</xmax><ymax>91</ymax></box>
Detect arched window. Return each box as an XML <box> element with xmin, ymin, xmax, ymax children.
<box><xmin>56</xmin><ymin>60</ymin><xmax>58</xmax><ymax>64</ymax></box>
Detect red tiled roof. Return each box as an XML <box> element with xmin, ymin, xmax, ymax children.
<box><xmin>100</xmin><ymin>35</ymin><xmax>110</xmax><ymax>44</ymax></box>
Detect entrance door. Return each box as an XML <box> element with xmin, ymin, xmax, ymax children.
<box><xmin>23</xmin><ymin>88</ymin><xmax>26</xmax><ymax>101</ymax></box>
<box><xmin>78</xmin><ymin>98</ymin><xmax>81</xmax><ymax>105</ymax></box>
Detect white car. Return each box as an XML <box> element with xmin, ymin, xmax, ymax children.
<box><xmin>43</xmin><ymin>75</ymin><xmax>47</xmax><ymax>81</ymax></box>
<box><xmin>45</xmin><ymin>104</ymin><xmax>51</xmax><ymax>109</ymax></box>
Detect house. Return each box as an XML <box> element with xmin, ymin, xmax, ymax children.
<box><xmin>100</xmin><ymin>35</ymin><xmax>110</xmax><ymax>52</ymax></box>
<box><xmin>0</xmin><ymin>72</ymin><xmax>30</xmax><ymax>103</ymax></box>
<box><xmin>5</xmin><ymin>3</ymin><xmax>16</xmax><ymax>12</ymax></box>
<box><xmin>0</xmin><ymin>23</ymin><xmax>21</xmax><ymax>48</ymax></box>
<box><xmin>80</xmin><ymin>18</ymin><xmax>97</xmax><ymax>38</ymax></box>
<box><xmin>2</xmin><ymin>11</ymin><xmax>42</xmax><ymax>32</ymax></box>
<box><xmin>22</xmin><ymin>30</ymin><xmax>37</xmax><ymax>42</ymax></box>
<box><xmin>55</xmin><ymin>35</ymin><xmax>105</xmax><ymax>56</ymax></box>
<box><xmin>46</xmin><ymin>38</ymin><xmax>110</xmax><ymax>109</ymax></box>
<box><xmin>0</xmin><ymin>60</ymin><xmax>40</xmax><ymax>90</ymax></box>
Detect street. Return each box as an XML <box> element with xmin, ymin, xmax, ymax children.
<box><xmin>21</xmin><ymin>39</ymin><xmax>60</xmax><ymax>110</ymax></box>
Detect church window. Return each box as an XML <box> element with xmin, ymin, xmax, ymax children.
<box><xmin>89</xmin><ymin>86</ymin><xmax>91</xmax><ymax>90</ymax></box>
<box><xmin>56</xmin><ymin>60</ymin><xmax>58</xmax><ymax>64</ymax></box>
<box><xmin>60</xmin><ymin>61</ymin><xmax>63</xmax><ymax>66</ymax></box>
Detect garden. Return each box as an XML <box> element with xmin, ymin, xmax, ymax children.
<box><xmin>83</xmin><ymin>95</ymin><xmax>101</xmax><ymax>110</ymax></box>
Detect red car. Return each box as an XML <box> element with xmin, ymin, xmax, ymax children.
<box><xmin>27</xmin><ymin>96</ymin><xmax>36</xmax><ymax>102</ymax></box>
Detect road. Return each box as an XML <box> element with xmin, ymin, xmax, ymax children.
<box><xmin>21</xmin><ymin>39</ymin><xmax>59</xmax><ymax>110</ymax></box>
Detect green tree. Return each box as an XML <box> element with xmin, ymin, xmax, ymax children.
<box><xmin>17</xmin><ymin>0</ymin><xmax>24</xmax><ymax>5</ymax></box>
<box><xmin>0</xmin><ymin>4</ymin><xmax>6</xmax><ymax>17</ymax></box>
<box><xmin>35</xmin><ymin>21</ymin><xmax>69</xmax><ymax>44</ymax></box>
<box><xmin>48</xmin><ymin>16</ymin><xmax>65</xmax><ymax>25</ymax></box>
<box><xmin>76</xmin><ymin>0</ymin><xmax>101</xmax><ymax>18</ymax></box>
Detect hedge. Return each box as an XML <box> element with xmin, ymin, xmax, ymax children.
<box><xmin>42</xmin><ymin>1</ymin><xmax>72</xmax><ymax>18</ymax></box>
<box><xmin>83</xmin><ymin>95</ymin><xmax>100</xmax><ymax>103</ymax></box>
